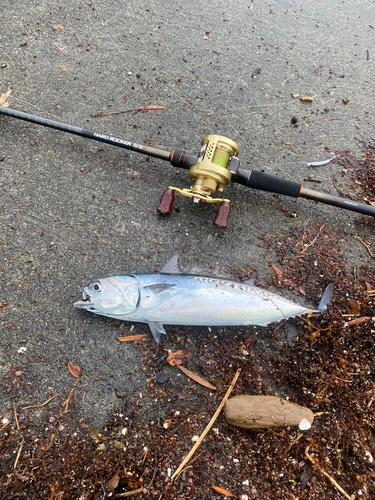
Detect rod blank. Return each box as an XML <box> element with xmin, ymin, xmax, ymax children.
<box><xmin>300</xmin><ymin>187</ymin><xmax>375</xmax><ymax>217</ymax></box>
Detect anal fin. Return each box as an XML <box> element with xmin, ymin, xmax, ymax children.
<box><xmin>148</xmin><ymin>321</ymin><xmax>167</xmax><ymax>343</ymax></box>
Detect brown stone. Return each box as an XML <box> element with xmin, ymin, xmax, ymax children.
<box><xmin>224</xmin><ymin>395</ymin><xmax>314</xmax><ymax>430</ymax></box>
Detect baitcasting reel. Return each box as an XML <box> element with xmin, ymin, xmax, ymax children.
<box><xmin>1</xmin><ymin>105</ymin><xmax>375</xmax><ymax>228</ymax></box>
<box><xmin>157</xmin><ymin>135</ymin><xmax>240</xmax><ymax>227</ymax></box>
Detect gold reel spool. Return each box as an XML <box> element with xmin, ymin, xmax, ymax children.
<box><xmin>186</xmin><ymin>134</ymin><xmax>240</xmax><ymax>200</ymax></box>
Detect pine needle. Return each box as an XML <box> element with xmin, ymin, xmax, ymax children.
<box><xmin>171</xmin><ymin>369</ymin><xmax>241</xmax><ymax>480</ymax></box>
<box><xmin>305</xmin><ymin>446</ymin><xmax>352</xmax><ymax>499</ymax></box>
<box><xmin>13</xmin><ymin>399</ymin><xmax>20</xmax><ymax>430</ymax></box>
<box><xmin>21</xmin><ymin>393</ymin><xmax>60</xmax><ymax>410</ymax></box>
<box><xmin>113</xmin><ymin>488</ymin><xmax>144</xmax><ymax>497</ymax></box>
<box><xmin>13</xmin><ymin>439</ymin><xmax>24</xmax><ymax>469</ymax></box>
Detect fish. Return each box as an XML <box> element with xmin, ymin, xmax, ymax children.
<box><xmin>73</xmin><ymin>255</ymin><xmax>333</xmax><ymax>343</ymax></box>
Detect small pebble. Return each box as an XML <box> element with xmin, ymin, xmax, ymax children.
<box><xmin>155</xmin><ymin>372</ymin><xmax>169</xmax><ymax>384</ymax></box>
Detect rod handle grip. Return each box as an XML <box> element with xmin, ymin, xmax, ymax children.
<box><xmin>246</xmin><ymin>170</ymin><xmax>302</xmax><ymax>198</ymax></box>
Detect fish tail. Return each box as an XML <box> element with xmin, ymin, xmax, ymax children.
<box><xmin>317</xmin><ymin>283</ymin><xmax>333</xmax><ymax>311</ymax></box>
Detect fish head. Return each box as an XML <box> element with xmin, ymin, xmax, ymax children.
<box><xmin>73</xmin><ymin>275</ymin><xmax>140</xmax><ymax>316</ymax></box>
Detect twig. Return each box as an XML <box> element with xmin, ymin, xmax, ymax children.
<box><xmin>173</xmin><ymin>454</ymin><xmax>202</xmax><ymax>481</ymax></box>
<box><xmin>14</xmin><ymin>439</ymin><xmax>24</xmax><ymax>469</ymax></box>
<box><xmin>305</xmin><ymin>446</ymin><xmax>352</xmax><ymax>499</ymax></box>
<box><xmin>114</xmin><ymin>488</ymin><xmax>144</xmax><ymax>498</ymax></box>
<box><xmin>141</xmin><ymin>447</ymin><xmax>148</xmax><ymax>466</ymax></box>
<box><xmin>283</xmin><ymin>261</ymin><xmax>298</xmax><ymax>272</ymax></box>
<box><xmin>13</xmin><ymin>399</ymin><xmax>20</xmax><ymax>430</ymax></box>
<box><xmin>21</xmin><ymin>393</ymin><xmax>60</xmax><ymax>410</ymax></box>
<box><xmin>133</xmin><ymin>403</ymin><xmax>165</xmax><ymax>424</ymax></box>
<box><xmin>140</xmin><ymin>340</ymin><xmax>153</xmax><ymax>356</ymax></box>
<box><xmin>171</xmin><ymin>369</ymin><xmax>241</xmax><ymax>480</ymax></box>
<box><xmin>173</xmin><ymin>465</ymin><xmax>193</xmax><ymax>482</ymax></box>
<box><xmin>146</xmin><ymin>459</ymin><xmax>159</xmax><ymax>490</ymax></box>
<box><xmin>301</xmin><ymin>224</ymin><xmax>325</xmax><ymax>254</ymax></box>
<box><xmin>279</xmin><ymin>432</ymin><xmax>303</xmax><ymax>461</ymax></box>
<box><xmin>92</xmin><ymin>105</ymin><xmax>164</xmax><ymax>117</ymax></box>
<box><xmin>63</xmin><ymin>388</ymin><xmax>74</xmax><ymax>413</ymax></box>
<box><xmin>332</xmin><ymin>175</ymin><xmax>355</xmax><ymax>199</ymax></box>
<box><xmin>91</xmin><ymin>109</ymin><xmax>133</xmax><ymax>117</ymax></box>
<box><xmin>0</xmin><ymin>421</ymin><xmax>11</xmax><ymax>432</ymax></box>
<box><xmin>355</xmin><ymin>235</ymin><xmax>375</xmax><ymax>258</ymax></box>
<box><xmin>270</xmin><ymin>299</ymin><xmax>287</xmax><ymax>319</ymax></box>
<box><xmin>302</xmin><ymin>317</ymin><xmax>331</xmax><ymax>335</ymax></box>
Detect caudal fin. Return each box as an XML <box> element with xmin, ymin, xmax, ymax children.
<box><xmin>318</xmin><ymin>283</ymin><xmax>333</xmax><ymax>311</ymax></box>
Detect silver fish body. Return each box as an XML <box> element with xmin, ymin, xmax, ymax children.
<box><xmin>74</xmin><ymin>255</ymin><xmax>332</xmax><ymax>343</ymax></box>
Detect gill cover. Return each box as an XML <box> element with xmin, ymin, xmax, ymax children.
<box><xmin>90</xmin><ymin>275</ymin><xmax>140</xmax><ymax>316</ymax></box>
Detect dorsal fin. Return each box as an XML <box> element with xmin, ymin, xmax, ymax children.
<box><xmin>243</xmin><ymin>278</ymin><xmax>255</xmax><ymax>286</ymax></box>
<box><xmin>159</xmin><ymin>255</ymin><xmax>181</xmax><ymax>274</ymax></box>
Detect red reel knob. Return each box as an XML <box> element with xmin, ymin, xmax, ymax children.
<box><xmin>157</xmin><ymin>189</ymin><xmax>175</xmax><ymax>215</ymax></box>
<box><xmin>213</xmin><ymin>201</ymin><xmax>231</xmax><ymax>228</ymax></box>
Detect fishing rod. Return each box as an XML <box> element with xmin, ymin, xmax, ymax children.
<box><xmin>1</xmin><ymin>106</ymin><xmax>374</xmax><ymax>227</ymax></box>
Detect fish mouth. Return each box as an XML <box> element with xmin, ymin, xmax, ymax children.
<box><xmin>73</xmin><ymin>287</ymin><xmax>92</xmax><ymax>309</ymax></box>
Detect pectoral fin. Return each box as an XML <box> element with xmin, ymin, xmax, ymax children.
<box><xmin>148</xmin><ymin>321</ymin><xmax>167</xmax><ymax>343</ymax></box>
<box><xmin>143</xmin><ymin>283</ymin><xmax>176</xmax><ymax>295</ymax></box>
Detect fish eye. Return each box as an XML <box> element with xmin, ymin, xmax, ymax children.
<box><xmin>92</xmin><ymin>281</ymin><xmax>102</xmax><ymax>292</ymax></box>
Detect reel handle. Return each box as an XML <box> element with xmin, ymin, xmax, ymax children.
<box><xmin>213</xmin><ymin>201</ymin><xmax>231</xmax><ymax>228</ymax></box>
<box><xmin>157</xmin><ymin>189</ymin><xmax>175</xmax><ymax>214</ymax></box>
